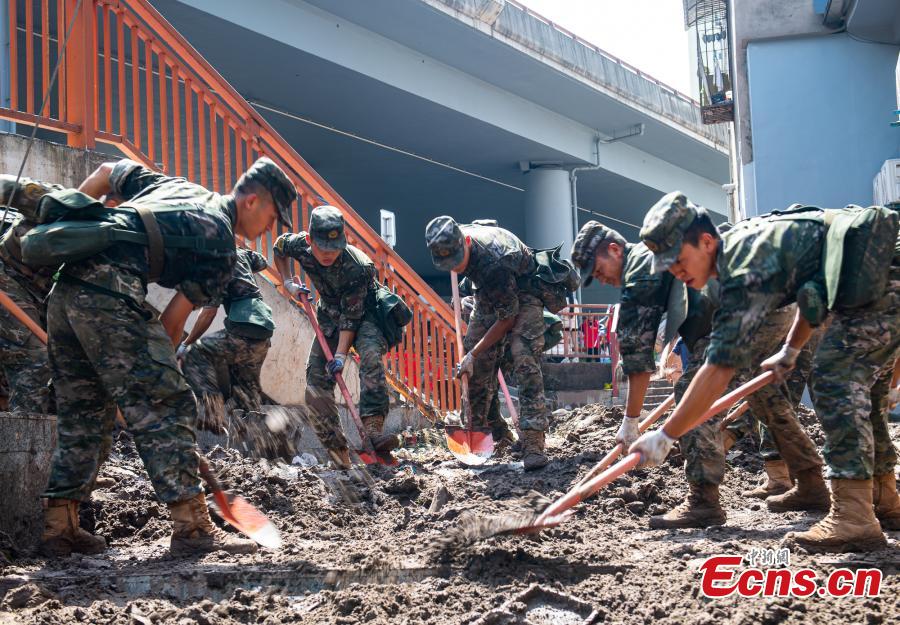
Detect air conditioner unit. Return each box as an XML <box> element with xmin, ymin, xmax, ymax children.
<box><xmin>380</xmin><ymin>209</ymin><xmax>396</xmax><ymax>248</ymax></box>
<box><xmin>873</xmin><ymin>159</ymin><xmax>900</xmax><ymax>206</ymax></box>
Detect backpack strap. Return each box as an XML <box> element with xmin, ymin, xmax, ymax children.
<box><xmin>134</xmin><ymin>206</ymin><xmax>165</xmax><ymax>282</ymax></box>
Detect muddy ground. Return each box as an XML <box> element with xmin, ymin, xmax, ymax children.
<box><xmin>1</xmin><ymin>404</ymin><xmax>898</xmax><ymax>624</ymax></box>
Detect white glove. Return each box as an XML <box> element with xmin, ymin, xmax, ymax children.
<box><xmin>615</xmin><ymin>415</ymin><xmax>641</xmax><ymax>448</ymax></box>
<box><xmin>760</xmin><ymin>344</ymin><xmax>800</xmax><ymax>383</ymax></box>
<box><xmin>455</xmin><ymin>351</ymin><xmax>475</xmax><ymax>379</ymax></box>
<box><xmin>629</xmin><ymin>429</ymin><xmax>676</xmax><ymax>468</ymax></box>
<box><xmin>890</xmin><ymin>386</ymin><xmax>900</xmax><ymax>411</ymax></box>
<box><xmin>285</xmin><ymin>281</ymin><xmax>311</xmax><ymax>299</ymax></box>
<box><xmin>175</xmin><ymin>343</ymin><xmax>188</xmax><ymax>360</ymax></box>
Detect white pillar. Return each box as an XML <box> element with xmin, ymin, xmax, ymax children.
<box><xmin>523</xmin><ymin>166</ymin><xmax>574</xmax><ymax>252</ymax></box>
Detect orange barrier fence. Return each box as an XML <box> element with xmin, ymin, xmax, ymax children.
<box><xmin>1</xmin><ymin>0</ymin><xmax>461</xmax><ymax>416</ymax></box>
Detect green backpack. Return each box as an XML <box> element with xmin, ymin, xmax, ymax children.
<box><xmin>822</xmin><ymin>205</ymin><xmax>899</xmax><ymax>310</ymax></box>
<box><xmin>371</xmin><ymin>283</ymin><xmax>413</xmax><ymax>349</ymax></box>
<box><xmin>542</xmin><ymin>311</ymin><xmax>564</xmax><ymax>351</ymax></box>
<box><xmin>529</xmin><ymin>244</ymin><xmax>580</xmax><ymax>314</ymax></box>
<box><xmin>20</xmin><ymin>189</ymin><xmax>232</xmax><ymax>281</ymax></box>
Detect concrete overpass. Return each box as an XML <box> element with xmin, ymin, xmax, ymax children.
<box><xmin>149</xmin><ymin>0</ymin><xmax>730</xmax><ymax>301</ymax></box>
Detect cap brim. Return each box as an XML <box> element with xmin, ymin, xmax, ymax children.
<box><xmin>580</xmin><ymin>271</ymin><xmax>593</xmax><ymax>287</ymax></box>
<box><xmin>650</xmin><ymin>248</ymin><xmax>678</xmax><ymax>274</ymax></box>
<box><xmin>276</xmin><ymin>203</ymin><xmax>293</xmax><ymax>229</ymax></box>
<box><xmin>431</xmin><ymin>248</ymin><xmax>465</xmax><ymax>272</ymax></box>
<box><xmin>313</xmin><ymin>236</ymin><xmax>346</xmax><ymax>251</ymax></box>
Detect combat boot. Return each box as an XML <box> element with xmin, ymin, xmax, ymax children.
<box><xmin>168</xmin><ymin>494</ymin><xmax>258</xmax><ymax>556</ymax></box>
<box><xmin>362</xmin><ymin>415</ymin><xmax>400</xmax><ymax>453</ymax></box>
<box><xmin>521</xmin><ymin>429</ymin><xmax>549</xmax><ymax>471</ymax></box>
<box><xmin>39</xmin><ymin>499</ymin><xmax>107</xmax><ymax>558</ymax></box>
<box><xmin>784</xmin><ymin>479</ymin><xmax>886</xmax><ymax>553</ymax></box>
<box><xmin>766</xmin><ymin>467</ymin><xmax>830</xmax><ymax>512</ymax></box>
<box><xmin>872</xmin><ymin>472</ymin><xmax>900</xmax><ymax>530</ymax></box>
<box><xmin>741</xmin><ymin>460</ymin><xmax>792</xmax><ymax>499</ymax></box>
<box><xmin>649</xmin><ymin>483</ymin><xmax>726</xmax><ymax>529</ymax></box>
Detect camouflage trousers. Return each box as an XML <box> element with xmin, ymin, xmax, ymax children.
<box><xmin>0</xmin><ymin>264</ymin><xmax>52</xmax><ymax>413</ymax></box>
<box><xmin>465</xmin><ymin>293</ymin><xmax>548</xmax><ymax>433</ymax></box>
<box><xmin>725</xmin><ymin>320</ymin><xmax>826</xmax><ymax>462</ymax></box>
<box><xmin>43</xmin><ymin>280</ymin><xmax>202</xmax><ymax>504</ymax></box>
<box><xmin>182</xmin><ymin>329</ymin><xmax>270</xmax><ymax>427</ymax></box>
<box><xmin>811</xmin><ymin>269</ymin><xmax>900</xmax><ymax>480</ymax></box>
<box><xmin>305</xmin><ymin>319</ymin><xmax>388</xmax><ymax>450</ymax></box>
<box><xmin>679</xmin><ymin>306</ymin><xmax>823</xmax><ymax>485</ymax></box>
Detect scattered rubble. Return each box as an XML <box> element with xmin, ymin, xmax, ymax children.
<box><xmin>1</xmin><ymin>406</ymin><xmax>897</xmax><ymax>624</ymax></box>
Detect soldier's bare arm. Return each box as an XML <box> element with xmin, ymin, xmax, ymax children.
<box><xmin>182</xmin><ymin>307</ymin><xmax>218</xmax><ymax>347</ymax></box>
<box><xmin>469</xmin><ymin>316</ymin><xmax>516</xmax><ymax>358</ymax></box>
<box><xmin>78</xmin><ymin>162</ymin><xmax>115</xmax><ymax>199</ymax></box>
<box><xmin>160</xmin><ymin>292</ymin><xmax>196</xmax><ymax>346</ymax></box>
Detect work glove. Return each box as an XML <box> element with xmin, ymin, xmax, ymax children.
<box><xmin>175</xmin><ymin>343</ymin><xmax>189</xmax><ymax>362</ymax></box>
<box><xmin>629</xmin><ymin>429</ymin><xmax>676</xmax><ymax>469</ymax></box>
<box><xmin>285</xmin><ymin>281</ymin><xmax>311</xmax><ymax>300</ymax></box>
<box><xmin>615</xmin><ymin>415</ymin><xmax>641</xmax><ymax>448</ymax></box>
<box><xmin>455</xmin><ymin>351</ymin><xmax>475</xmax><ymax>379</ymax></box>
<box><xmin>325</xmin><ymin>352</ymin><xmax>347</xmax><ymax>379</ymax></box>
<box><xmin>760</xmin><ymin>344</ymin><xmax>800</xmax><ymax>383</ymax></box>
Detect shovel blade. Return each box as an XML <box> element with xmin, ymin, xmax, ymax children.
<box><xmin>445</xmin><ymin>426</ymin><xmax>493</xmax><ymax>466</ymax></box>
<box><xmin>209</xmin><ymin>491</ymin><xmax>282</xmax><ymax>550</ymax></box>
<box><xmin>357</xmin><ymin>450</ymin><xmax>399</xmax><ymax>466</ymax></box>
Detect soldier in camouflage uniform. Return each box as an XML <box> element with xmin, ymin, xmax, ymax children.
<box><xmin>273</xmin><ymin>206</ymin><xmax>394</xmax><ymax>469</ymax></box>
<box><xmin>632</xmin><ymin>191</ymin><xmax>900</xmax><ymax>552</ymax></box>
<box><xmin>425</xmin><ymin>216</ymin><xmax>552</xmax><ymax>470</ymax></box>
<box><xmin>0</xmin><ymin>177</ymin><xmax>65</xmax><ymax>414</ymax></box>
<box><xmin>37</xmin><ymin>156</ymin><xmax>295</xmax><ymax>558</ymax></box>
<box><xmin>571</xmin><ymin>219</ymin><xmax>826</xmax><ymax>528</ymax></box>
<box><xmin>177</xmin><ymin>248</ymin><xmax>275</xmax><ymax>434</ymax></box>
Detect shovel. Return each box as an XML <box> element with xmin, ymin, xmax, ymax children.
<box><xmin>0</xmin><ymin>288</ymin><xmax>281</xmax><ymax>548</ymax></box>
<box><xmin>444</xmin><ymin>272</ymin><xmax>493</xmax><ymax>465</ymax></box>
<box><xmin>719</xmin><ymin>400</ymin><xmax>750</xmax><ymax>430</ymax></box>
<box><xmin>515</xmin><ymin>371</ymin><xmax>776</xmax><ymax>533</ymax></box>
<box><xmin>291</xmin><ymin>278</ymin><xmax>395</xmax><ymax>466</ymax></box>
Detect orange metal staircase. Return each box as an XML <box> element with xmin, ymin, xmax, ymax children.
<box><xmin>1</xmin><ymin>0</ymin><xmax>462</xmax><ymax>417</ymax></box>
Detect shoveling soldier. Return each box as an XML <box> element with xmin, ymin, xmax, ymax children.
<box><xmin>0</xmin><ymin>177</ymin><xmax>64</xmax><ymax>414</ymax></box>
<box><xmin>571</xmin><ymin>216</ymin><xmax>826</xmax><ymax>528</ymax></box>
<box><xmin>273</xmin><ymin>206</ymin><xmax>398</xmax><ymax>469</ymax></box>
<box><xmin>170</xmin><ymin>247</ymin><xmax>275</xmax><ymax>438</ymax></box>
<box><xmin>631</xmin><ymin>192</ymin><xmax>900</xmax><ymax>552</ymax></box>
<box><xmin>27</xmin><ymin>156</ymin><xmax>295</xmax><ymax>558</ymax></box>
<box><xmin>425</xmin><ymin>216</ymin><xmax>576</xmax><ymax>470</ymax></box>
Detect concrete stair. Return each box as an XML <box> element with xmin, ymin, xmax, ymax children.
<box><xmin>643</xmin><ymin>379</ymin><xmax>674</xmax><ymax>411</ymax></box>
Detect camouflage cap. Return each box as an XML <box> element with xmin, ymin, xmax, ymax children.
<box><xmin>309</xmin><ymin>205</ymin><xmax>347</xmax><ymax>251</ymax></box>
<box><xmin>639</xmin><ymin>191</ymin><xmax>705</xmax><ymax>274</ymax></box>
<box><xmin>571</xmin><ymin>220</ymin><xmax>613</xmax><ymax>287</ymax></box>
<box><xmin>425</xmin><ymin>215</ymin><xmax>465</xmax><ymax>271</ymax></box>
<box><xmin>243</xmin><ymin>156</ymin><xmax>296</xmax><ymax>229</ymax></box>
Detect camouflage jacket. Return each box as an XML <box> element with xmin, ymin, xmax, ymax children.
<box><xmin>219</xmin><ymin>249</ymin><xmax>274</xmax><ymax>339</ymax></box>
<box><xmin>707</xmin><ymin>214</ymin><xmax>827</xmax><ymax>369</ymax></box>
<box><xmin>460</xmin><ymin>224</ymin><xmax>535</xmax><ymax>320</ymax></box>
<box><xmin>62</xmin><ymin>159</ymin><xmax>237</xmax><ymax>308</ymax></box>
<box><xmin>0</xmin><ymin>208</ymin><xmax>58</xmax><ymax>302</ymax></box>
<box><xmin>273</xmin><ymin>232</ymin><xmax>377</xmax><ymax>335</ymax></box>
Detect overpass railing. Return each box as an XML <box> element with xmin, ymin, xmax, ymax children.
<box><xmin>1</xmin><ymin>0</ymin><xmax>461</xmax><ymax>417</ymax></box>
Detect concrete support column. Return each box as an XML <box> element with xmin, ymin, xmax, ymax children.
<box><xmin>523</xmin><ymin>166</ymin><xmax>574</xmax><ymax>252</ymax></box>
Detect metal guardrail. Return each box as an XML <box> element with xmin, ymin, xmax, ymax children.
<box><xmin>0</xmin><ymin>0</ymin><xmax>462</xmax><ymax>416</ymax></box>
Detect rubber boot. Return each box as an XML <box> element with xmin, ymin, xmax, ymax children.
<box><xmin>741</xmin><ymin>460</ymin><xmax>792</xmax><ymax>499</ymax></box>
<box><xmin>872</xmin><ymin>472</ymin><xmax>900</xmax><ymax>530</ymax></box>
<box><xmin>722</xmin><ymin>430</ymin><xmax>738</xmax><ymax>453</ymax></box>
<box><xmin>521</xmin><ymin>429</ymin><xmax>549</xmax><ymax>471</ymax></box>
<box><xmin>168</xmin><ymin>494</ymin><xmax>258</xmax><ymax>556</ymax></box>
<box><xmin>649</xmin><ymin>483</ymin><xmax>726</xmax><ymax>529</ymax></box>
<box><xmin>39</xmin><ymin>499</ymin><xmax>107</xmax><ymax>557</ymax></box>
<box><xmin>784</xmin><ymin>479</ymin><xmax>886</xmax><ymax>553</ymax></box>
<box><xmin>362</xmin><ymin>415</ymin><xmax>400</xmax><ymax>453</ymax></box>
<box><xmin>766</xmin><ymin>467</ymin><xmax>830</xmax><ymax>512</ymax></box>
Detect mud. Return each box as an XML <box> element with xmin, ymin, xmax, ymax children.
<box><xmin>1</xmin><ymin>405</ymin><xmax>898</xmax><ymax>624</ymax></box>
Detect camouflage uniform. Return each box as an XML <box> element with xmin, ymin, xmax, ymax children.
<box><xmin>646</xmin><ymin>200</ymin><xmax>899</xmax><ymax>481</ymax></box>
<box><xmin>182</xmin><ymin>249</ymin><xmax>274</xmax><ymax>427</ymax></box>
<box><xmin>273</xmin><ymin>225</ymin><xmax>388</xmax><ymax>451</ymax></box>
<box><xmin>457</xmin><ymin>224</ymin><xmax>548</xmax><ymax>433</ymax></box>
<box><xmin>0</xmin><ymin>178</ymin><xmax>65</xmax><ymax>413</ymax></box>
<box><xmin>43</xmin><ymin>158</ymin><xmax>293</xmax><ymax>504</ymax></box>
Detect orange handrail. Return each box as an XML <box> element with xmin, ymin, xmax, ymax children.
<box><xmin>0</xmin><ymin>0</ymin><xmax>461</xmax><ymax>415</ymax></box>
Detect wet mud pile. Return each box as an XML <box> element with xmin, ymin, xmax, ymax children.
<box><xmin>1</xmin><ymin>408</ymin><xmax>898</xmax><ymax>624</ymax></box>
